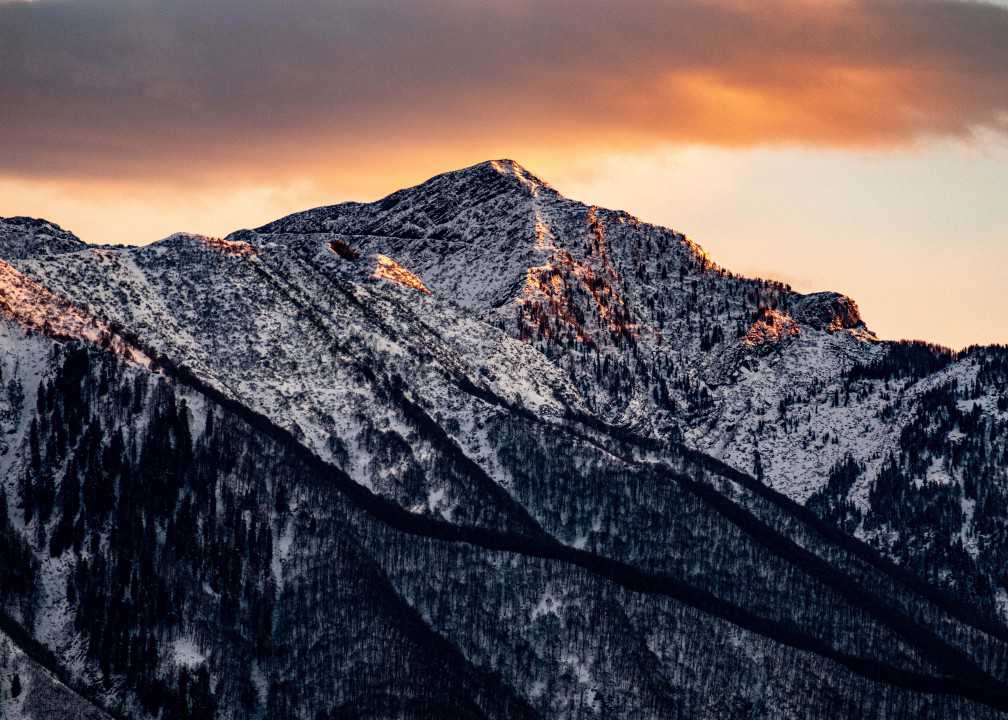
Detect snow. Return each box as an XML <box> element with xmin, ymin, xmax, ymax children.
<box><xmin>560</xmin><ymin>653</ymin><xmax>599</xmax><ymax>713</ymax></box>
<box><xmin>960</xmin><ymin>496</ymin><xmax>979</xmax><ymax>560</ymax></box>
<box><xmin>4</xmin><ymin>162</ymin><xmax>991</xmax><ymax>531</ymax></box>
<box><xmin>272</xmin><ymin>515</ymin><xmax>294</xmax><ymax>593</ymax></box>
<box><xmin>997</xmin><ymin>588</ymin><xmax>1008</xmax><ymax>621</ymax></box>
<box><xmin>0</xmin><ymin>323</ymin><xmax>51</xmax><ymax>490</ymax></box>
<box><xmin>0</xmin><ymin>217</ymin><xmax>86</xmax><ymax>260</ymax></box>
<box><xmin>0</xmin><ymin>260</ymin><xmax>150</xmax><ymax>368</ymax></box>
<box><xmin>531</xmin><ymin>589</ymin><xmax>564</xmax><ymax>621</ymax></box>
<box><xmin>372</xmin><ymin>254</ymin><xmax>430</xmax><ymax>294</ymax></box>
<box><xmin>249</xmin><ymin>660</ymin><xmax>268</xmax><ymax>708</ymax></box>
<box><xmin>171</xmin><ymin>637</ymin><xmax>206</xmax><ymax>668</ymax></box>
<box><xmin>0</xmin><ymin>627</ymin><xmax>113</xmax><ymax>720</ymax></box>
<box><xmin>2</xmin><ymin>159</ymin><xmax>1007</xmax><ymax>675</ymax></box>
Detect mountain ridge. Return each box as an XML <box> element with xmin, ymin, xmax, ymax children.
<box><xmin>1</xmin><ymin>160</ymin><xmax>1007</xmax><ymax>718</ymax></box>
<box><xmin>0</xmin><ymin>216</ymin><xmax>88</xmax><ymax>260</ymax></box>
<box><xmin>1</xmin><ymin>305</ymin><xmax>1006</xmax><ymax>718</ymax></box>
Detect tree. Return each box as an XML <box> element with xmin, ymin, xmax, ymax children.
<box><xmin>18</xmin><ymin>467</ymin><xmax>34</xmax><ymax>525</ymax></box>
<box><xmin>50</xmin><ymin>456</ymin><xmax>82</xmax><ymax>557</ymax></box>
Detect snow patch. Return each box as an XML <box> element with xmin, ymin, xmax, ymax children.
<box><xmin>171</xmin><ymin>637</ymin><xmax>206</xmax><ymax>668</ymax></box>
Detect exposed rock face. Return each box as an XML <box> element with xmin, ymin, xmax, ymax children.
<box><xmin>372</xmin><ymin>253</ymin><xmax>431</xmax><ymax>294</ymax></box>
<box><xmin>792</xmin><ymin>291</ymin><xmax>869</xmax><ymax>333</ymax></box>
<box><xmin>744</xmin><ymin>308</ymin><xmax>802</xmax><ymax>347</ymax></box>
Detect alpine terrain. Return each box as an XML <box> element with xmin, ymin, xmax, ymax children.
<box><xmin>0</xmin><ymin>161</ymin><xmax>1006</xmax><ymax>719</ymax></box>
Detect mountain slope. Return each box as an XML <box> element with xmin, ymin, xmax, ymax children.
<box><xmin>0</xmin><ymin>161</ymin><xmax>1006</xmax><ymax>718</ymax></box>
<box><xmin>237</xmin><ymin>160</ymin><xmax>1008</xmax><ymax>618</ymax></box>
<box><xmin>0</xmin><ymin>218</ymin><xmax>87</xmax><ymax>260</ymax></box>
<box><xmin>1</xmin><ymin>322</ymin><xmax>1007</xmax><ymax>718</ymax></box>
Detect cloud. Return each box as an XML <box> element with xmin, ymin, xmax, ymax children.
<box><xmin>2</xmin><ymin>0</ymin><xmax>1007</xmax><ymax>183</ymax></box>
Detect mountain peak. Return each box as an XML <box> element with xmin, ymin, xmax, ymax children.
<box><xmin>464</xmin><ymin>158</ymin><xmax>552</xmax><ymax>192</ymax></box>
<box><xmin>791</xmin><ymin>291</ymin><xmax>871</xmax><ymax>335</ymax></box>
<box><xmin>0</xmin><ymin>216</ymin><xmax>87</xmax><ymax>260</ymax></box>
<box><xmin>253</xmin><ymin>158</ymin><xmax>557</xmax><ymax>241</ymax></box>
<box><xmin>389</xmin><ymin>158</ymin><xmax>555</xmax><ymax>205</ymax></box>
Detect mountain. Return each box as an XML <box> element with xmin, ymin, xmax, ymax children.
<box><xmin>0</xmin><ymin>217</ymin><xmax>87</xmax><ymax>260</ymax></box>
<box><xmin>245</xmin><ymin>159</ymin><xmax>1008</xmax><ymax>614</ymax></box>
<box><xmin>0</xmin><ymin>160</ymin><xmax>1006</xmax><ymax>719</ymax></box>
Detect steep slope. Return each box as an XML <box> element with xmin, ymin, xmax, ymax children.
<box><xmin>0</xmin><ymin>162</ymin><xmax>1006</xmax><ymax>719</ymax></box>
<box><xmin>247</xmin><ymin>160</ymin><xmax>884</xmax><ymax>467</ymax></box>
<box><xmin>0</xmin><ymin>627</ymin><xmax>113</xmax><ymax>720</ymax></box>
<box><xmin>1</xmin><ymin>320</ymin><xmax>1007</xmax><ymax>718</ymax></box>
<box><xmin>7</xmin><ymin>231</ymin><xmax>583</xmax><ymax>535</ymax></box>
<box><xmin>231</xmin><ymin>161</ymin><xmax>1008</xmax><ymax>619</ymax></box>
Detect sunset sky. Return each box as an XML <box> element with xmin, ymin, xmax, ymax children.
<box><xmin>1</xmin><ymin>0</ymin><xmax>1006</xmax><ymax>349</ymax></box>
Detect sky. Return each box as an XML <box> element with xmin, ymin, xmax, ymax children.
<box><xmin>0</xmin><ymin>0</ymin><xmax>1006</xmax><ymax>349</ymax></box>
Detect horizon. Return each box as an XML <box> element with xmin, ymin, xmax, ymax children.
<box><xmin>2</xmin><ymin>0</ymin><xmax>1007</xmax><ymax>349</ymax></box>
<box><xmin>7</xmin><ymin>153</ymin><xmax>1001</xmax><ymax>353</ymax></box>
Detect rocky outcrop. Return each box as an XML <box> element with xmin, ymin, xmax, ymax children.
<box><xmin>792</xmin><ymin>291</ymin><xmax>870</xmax><ymax>333</ymax></box>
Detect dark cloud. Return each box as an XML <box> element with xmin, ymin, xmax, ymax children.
<box><xmin>2</xmin><ymin>0</ymin><xmax>1007</xmax><ymax>181</ymax></box>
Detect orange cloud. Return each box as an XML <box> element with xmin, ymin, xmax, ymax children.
<box><xmin>0</xmin><ymin>0</ymin><xmax>1006</xmax><ymax>186</ymax></box>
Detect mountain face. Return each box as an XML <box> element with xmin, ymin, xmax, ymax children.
<box><xmin>0</xmin><ymin>218</ymin><xmax>87</xmax><ymax>260</ymax></box>
<box><xmin>0</xmin><ymin>160</ymin><xmax>1006</xmax><ymax>719</ymax></box>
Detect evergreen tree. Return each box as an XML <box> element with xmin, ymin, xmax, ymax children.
<box><xmin>18</xmin><ymin>467</ymin><xmax>34</xmax><ymax>525</ymax></box>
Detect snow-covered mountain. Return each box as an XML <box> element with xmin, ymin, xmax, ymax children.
<box><xmin>0</xmin><ymin>218</ymin><xmax>87</xmax><ymax>260</ymax></box>
<box><xmin>0</xmin><ymin>160</ymin><xmax>1006</xmax><ymax>719</ymax></box>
